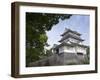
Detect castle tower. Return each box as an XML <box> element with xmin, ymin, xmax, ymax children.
<box><xmin>54</xmin><ymin>28</ymin><xmax>88</xmax><ymax>55</ymax></box>
<box><xmin>59</xmin><ymin>28</ymin><xmax>84</xmax><ymax>44</ymax></box>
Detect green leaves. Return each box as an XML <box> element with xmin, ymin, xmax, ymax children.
<box><xmin>39</xmin><ymin>34</ymin><xmax>48</xmax><ymax>44</ymax></box>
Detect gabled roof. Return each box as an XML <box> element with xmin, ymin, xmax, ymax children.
<box><xmin>59</xmin><ymin>34</ymin><xmax>84</xmax><ymax>42</ymax></box>
<box><xmin>54</xmin><ymin>42</ymin><xmax>88</xmax><ymax>49</ymax></box>
<box><xmin>54</xmin><ymin>42</ymin><xmax>74</xmax><ymax>49</ymax></box>
<box><xmin>70</xmin><ymin>42</ymin><xmax>88</xmax><ymax>48</ymax></box>
<box><xmin>61</xmin><ymin>28</ymin><xmax>81</xmax><ymax>36</ymax></box>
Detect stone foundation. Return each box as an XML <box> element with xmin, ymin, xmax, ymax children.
<box><xmin>28</xmin><ymin>53</ymin><xmax>89</xmax><ymax>67</ymax></box>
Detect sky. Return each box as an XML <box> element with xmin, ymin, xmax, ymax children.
<box><xmin>46</xmin><ymin>14</ymin><xmax>90</xmax><ymax>49</ymax></box>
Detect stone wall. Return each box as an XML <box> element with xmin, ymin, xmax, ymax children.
<box><xmin>28</xmin><ymin>53</ymin><xmax>89</xmax><ymax>67</ymax></box>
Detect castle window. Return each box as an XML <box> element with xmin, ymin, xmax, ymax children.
<box><xmin>77</xmin><ymin>52</ymin><xmax>83</xmax><ymax>55</ymax></box>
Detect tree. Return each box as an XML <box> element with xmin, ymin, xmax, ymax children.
<box><xmin>86</xmin><ymin>47</ymin><xmax>90</xmax><ymax>60</ymax></box>
<box><xmin>26</xmin><ymin>12</ymin><xmax>72</xmax><ymax>66</ymax></box>
<box><xmin>45</xmin><ymin>49</ymin><xmax>53</xmax><ymax>56</ymax></box>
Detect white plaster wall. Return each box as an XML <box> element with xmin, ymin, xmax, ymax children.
<box><xmin>64</xmin><ymin>46</ymin><xmax>76</xmax><ymax>53</ymax></box>
<box><xmin>76</xmin><ymin>46</ymin><xmax>87</xmax><ymax>54</ymax></box>
<box><xmin>59</xmin><ymin>46</ymin><xmax>64</xmax><ymax>53</ymax></box>
<box><xmin>59</xmin><ymin>46</ymin><xmax>76</xmax><ymax>53</ymax></box>
<box><xmin>59</xmin><ymin>45</ymin><xmax>87</xmax><ymax>54</ymax></box>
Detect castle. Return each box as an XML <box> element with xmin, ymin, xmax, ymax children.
<box><xmin>53</xmin><ymin>28</ymin><xmax>88</xmax><ymax>55</ymax></box>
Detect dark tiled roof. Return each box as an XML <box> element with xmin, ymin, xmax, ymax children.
<box><xmin>70</xmin><ymin>42</ymin><xmax>88</xmax><ymax>48</ymax></box>
<box><xmin>54</xmin><ymin>42</ymin><xmax>74</xmax><ymax>49</ymax></box>
<box><xmin>61</xmin><ymin>29</ymin><xmax>81</xmax><ymax>36</ymax></box>
<box><xmin>59</xmin><ymin>34</ymin><xmax>84</xmax><ymax>42</ymax></box>
<box><xmin>54</xmin><ymin>42</ymin><xmax>88</xmax><ymax>49</ymax></box>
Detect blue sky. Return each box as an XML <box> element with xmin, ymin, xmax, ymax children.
<box><xmin>46</xmin><ymin>14</ymin><xmax>90</xmax><ymax>49</ymax></box>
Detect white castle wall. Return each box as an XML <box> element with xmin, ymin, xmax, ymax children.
<box><xmin>59</xmin><ymin>46</ymin><xmax>76</xmax><ymax>53</ymax></box>
<box><xmin>59</xmin><ymin>46</ymin><xmax>87</xmax><ymax>54</ymax></box>
<box><xmin>76</xmin><ymin>46</ymin><xmax>87</xmax><ymax>54</ymax></box>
